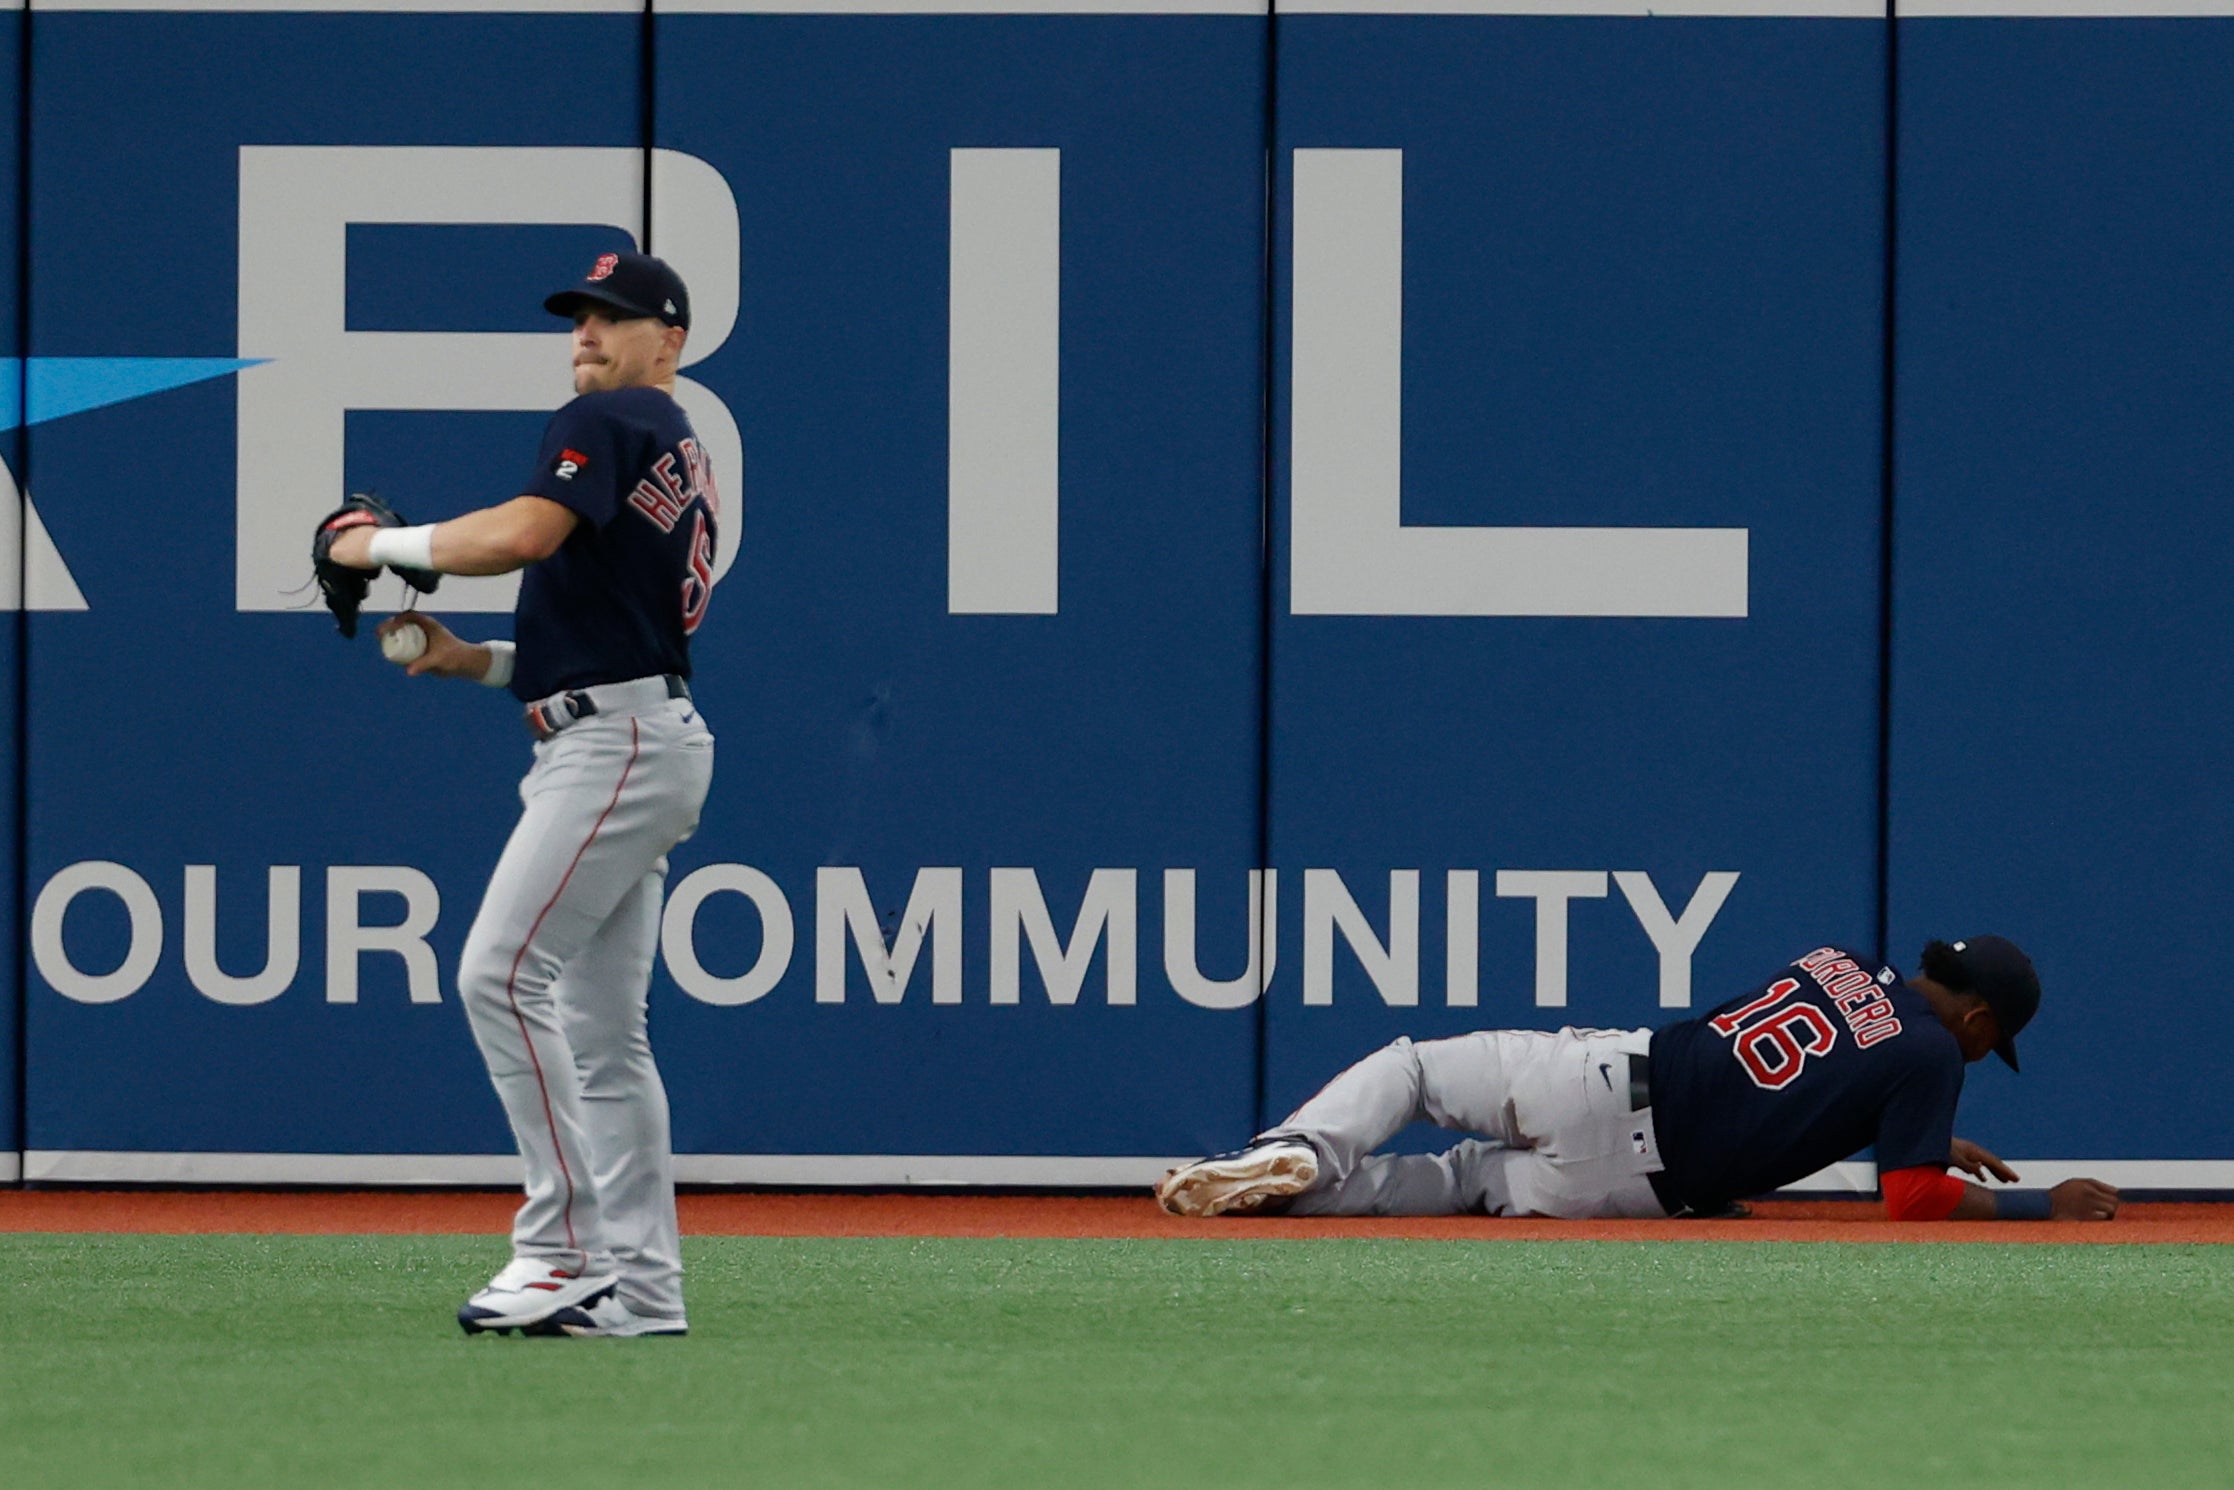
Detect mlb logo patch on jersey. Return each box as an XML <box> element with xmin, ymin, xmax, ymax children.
<box><xmin>555</xmin><ymin>448</ymin><xmax>589</xmax><ymax>481</ymax></box>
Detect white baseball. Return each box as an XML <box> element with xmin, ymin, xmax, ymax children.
<box><xmin>381</xmin><ymin>621</ymin><xmax>427</xmax><ymax>665</ymax></box>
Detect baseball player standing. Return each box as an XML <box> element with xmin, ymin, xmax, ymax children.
<box><xmin>321</xmin><ymin>251</ymin><xmax>722</xmax><ymax>1337</ymax></box>
<box><xmin>1158</xmin><ymin>936</ymin><xmax>2122</xmax><ymax>1224</ymax></box>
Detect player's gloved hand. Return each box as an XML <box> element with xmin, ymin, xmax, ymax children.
<box><xmin>2048</xmin><ymin>1177</ymin><xmax>2121</xmax><ymax>1221</ymax></box>
<box><xmin>1950</xmin><ymin>1138</ymin><xmax>2020</xmax><ymax>1184</ymax></box>
<box><xmin>312</xmin><ymin>491</ymin><xmax>442</xmax><ymax>638</ymax></box>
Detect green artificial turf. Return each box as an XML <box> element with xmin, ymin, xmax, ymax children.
<box><xmin>1</xmin><ymin>1234</ymin><xmax>2228</xmax><ymax>1490</ymax></box>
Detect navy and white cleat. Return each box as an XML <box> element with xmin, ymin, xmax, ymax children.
<box><xmin>1154</xmin><ymin>1139</ymin><xmax>1321</xmax><ymax>1217</ymax></box>
<box><xmin>525</xmin><ymin>1295</ymin><xmax>690</xmax><ymax>1338</ymax></box>
<box><xmin>457</xmin><ymin>1258</ymin><xmax>620</xmax><ymax>1336</ymax></box>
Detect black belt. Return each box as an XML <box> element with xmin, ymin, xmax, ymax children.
<box><xmin>526</xmin><ymin>674</ymin><xmax>691</xmax><ymax>742</ymax></box>
<box><xmin>1625</xmin><ymin>1051</ymin><xmax>1689</xmax><ymax>1218</ymax></box>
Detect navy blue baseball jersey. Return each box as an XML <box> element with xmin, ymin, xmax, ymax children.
<box><xmin>1649</xmin><ymin>947</ymin><xmax>1965</xmax><ymax>1209</ymax></box>
<box><xmin>511</xmin><ymin>386</ymin><xmax>719</xmax><ymax>701</ymax></box>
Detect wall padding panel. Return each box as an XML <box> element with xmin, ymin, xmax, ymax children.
<box><xmin>23</xmin><ymin>6</ymin><xmax>646</xmax><ymax>1168</ymax></box>
<box><xmin>1889</xmin><ymin>9</ymin><xmax>2234</xmax><ymax>1165</ymax></box>
<box><xmin>1262</xmin><ymin>7</ymin><xmax>1890</xmax><ymax>1135</ymax></box>
<box><xmin>650</xmin><ymin>3</ymin><xmax>1270</xmax><ymax>1161</ymax></box>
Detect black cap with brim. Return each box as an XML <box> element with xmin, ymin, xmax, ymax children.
<box><xmin>1951</xmin><ymin>935</ymin><xmax>2040</xmax><ymax>1071</ymax></box>
<box><xmin>544</xmin><ymin>250</ymin><xmax>690</xmax><ymax>330</ymax></box>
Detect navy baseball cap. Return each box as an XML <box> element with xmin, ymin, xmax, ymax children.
<box><xmin>545</xmin><ymin>250</ymin><xmax>691</xmax><ymax>330</ymax></box>
<box><xmin>1949</xmin><ymin>935</ymin><xmax>2040</xmax><ymax>1072</ymax></box>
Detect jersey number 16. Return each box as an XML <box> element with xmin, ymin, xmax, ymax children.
<box><xmin>1709</xmin><ymin>978</ymin><xmax>1839</xmax><ymax>1091</ymax></box>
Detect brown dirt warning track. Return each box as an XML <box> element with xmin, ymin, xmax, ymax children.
<box><xmin>0</xmin><ymin>1190</ymin><xmax>2228</xmax><ymax>1242</ymax></box>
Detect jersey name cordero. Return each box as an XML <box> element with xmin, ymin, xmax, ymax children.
<box><xmin>511</xmin><ymin>386</ymin><xmax>720</xmax><ymax>701</ymax></box>
<box><xmin>1648</xmin><ymin>947</ymin><xmax>1965</xmax><ymax>1210</ymax></box>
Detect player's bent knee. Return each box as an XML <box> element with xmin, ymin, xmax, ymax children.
<box><xmin>572</xmin><ymin>1029</ymin><xmax>655</xmax><ymax>1086</ymax></box>
<box><xmin>456</xmin><ymin>946</ymin><xmax>527</xmax><ymax>1024</ymax></box>
<box><xmin>1373</xmin><ymin>1035</ymin><xmax>1420</xmax><ymax>1068</ymax></box>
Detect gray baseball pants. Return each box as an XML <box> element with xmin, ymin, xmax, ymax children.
<box><xmin>1263</xmin><ymin>1027</ymin><xmax>1671</xmax><ymax>1218</ymax></box>
<box><xmin>458</xmin><ymin>692</ymin><xmax>714</xmax><ymax>1320</ymax></box>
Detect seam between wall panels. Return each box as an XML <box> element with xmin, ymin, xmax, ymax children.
<box><xmin>641</xmin><ymin>0</ymin><xmax>655</xmax><ymax>250</ymax></box>
<box><xmin>1253</xmin><ymin>0</ymin><xmax>1277</xmax><ymax>1133</ymax></box>
<box><xmin>11</xmin><ymin>0</ymin><xmax>29</xmax><ymax>1187</ymax></box>
<box><xmin>1874</xmin><ymin>0</ymin><xmax>1898</xmax><ymax>967</ymax></box>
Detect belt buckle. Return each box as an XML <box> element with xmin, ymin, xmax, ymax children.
<box><xmin>525</xmin><ymin>691</ymin><xmax>589</xmax><ymax>742</ymax></box>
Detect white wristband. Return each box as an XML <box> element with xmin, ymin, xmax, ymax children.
<box><xmin>480</xmin><ymin>640</ymin><xmax>516</xmax><ymax>690</ymax></box>
<box><xmin>367</xmin><ymin>524</ymin><xmax>438</xmax><ymax>572</ymax></box>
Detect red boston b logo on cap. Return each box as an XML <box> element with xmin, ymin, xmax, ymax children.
<box><xmin>588</xmin><ymin>253</ymin><xmax>619</xmax><ymax>281</ymax></box>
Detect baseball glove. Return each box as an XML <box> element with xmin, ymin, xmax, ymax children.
<box><xmin>311</xmin><ymin>491</ymin><xmax>441</xmax><ymax>638</ymax></box>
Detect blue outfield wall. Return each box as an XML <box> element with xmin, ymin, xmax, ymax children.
<box><xmin>647</xmin><ymin>10</ymin><xmax>1270</xmax><ymax>1163</ymax></box>
<box><xmin>1263</xmin><ymin>10</ymin><xmax>1889</xmax><ymax>1135</ymax></box>
<box><xmin>17</xmin><ymin>1</ymin><xmax>1273</xmax><ymax>1179</ymax></box>
<box><xmin>21</xmin><ymin>7</ymin><xmax>651</xmax><ymax>1171</ymax></box>
<box><xmin>3</xmin><ymin>1</ymin><xmax>2226</xmax><ymax>1188</ymax></box>
<box><xmin>1888</xmin><ymin>14</ymin><xmax>2234</xmax><ymax>1179</ymax></box>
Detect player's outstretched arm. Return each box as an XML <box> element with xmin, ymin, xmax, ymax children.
<box><xmin>1884</xmin><ymin>1162</ymin><xmax>2120</xmax><ymax>1221</ymax></box>
<box><xmin>377</xmin><ymin>614</ymin><xmax>502</xmax><ymax>684</ymax></box>
<box><xmin>1950</xmin><ymin>1137</ymin><xmax>2020</xmax><ymax>1184</ymax></box>
<box><xmin>1942</xmin><ymin>1176</ymin><xmax>2120</xmax><ymax>1220</ymax></box>
<box><xmin>1949</xmin><ymin>1140</ymin><xmax>2120</xmax><ymax>1219</ymax></box>
<box><xmin>1942</xmin><ymin>1181</ymin><xmax>2001</xmax><ymax>1220</ymax></box>
<box><xmin>325</xmin><ymin>496</ymin><xmax>579</xmax><ymax>577</ymax></box>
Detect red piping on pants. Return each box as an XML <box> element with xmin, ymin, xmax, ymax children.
<box><xmin>502</xmin><ymin>716</ymin><xmax>642</xmax><ymax>1268</ymax></box>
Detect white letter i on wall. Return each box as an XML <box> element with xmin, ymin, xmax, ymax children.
<box><xmin>948</xmin><ymin>147</ymin><xmax>1061</xmax><ymax>616</ymax></box>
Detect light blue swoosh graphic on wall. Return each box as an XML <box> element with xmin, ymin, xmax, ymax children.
<box><xmin>1</xmin><ymin>357</ymin><xmax>265</xmax><ymax>611</ymax></box>
<box><xmin>0</xmin><ymin>357</ymin><xmax>267</xmax><ymax>433</ymax></box>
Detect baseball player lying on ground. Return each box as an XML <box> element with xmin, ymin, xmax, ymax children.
<box><xmin>1158</xmin><ymin>936</ymin><xmax>2121</xmax><ymax>1223</ymax></box>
